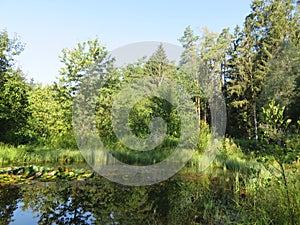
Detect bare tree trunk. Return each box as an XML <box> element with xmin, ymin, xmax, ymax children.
<box><xmin>80</xmin><ymin>117</ymin><xmax>85</xmax><ymax>147</ymax></box>
<box><xmin>253</xmin><ymin>103</ymin><xmax>258</xmax><ymax>141</ymax></box>
<box><xmin>204</xmin><ymin>101</ymin><xmax>207</xmax><ymax>124</ymax></box>
<box><xmin>196</xmin><ymin>96</ymin><xmax>201</xmax><ymax>129</ymax></box>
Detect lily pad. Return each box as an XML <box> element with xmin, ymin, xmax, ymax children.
<box><xmin>0</xmin><ymin>165</ymin><xmax>95</xmax><ymax>184</ymax></box>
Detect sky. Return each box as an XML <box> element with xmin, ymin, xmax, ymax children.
<box><xmin>1</xmin><ymin>0</ymin><xmax>252</xmax><ymax>84</ymax></box>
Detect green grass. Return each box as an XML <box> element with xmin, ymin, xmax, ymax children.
<box><xmin>179</xmin><ymin>137</ymin><xmax>300</xmax><ymax>225</ymax></box>
<box><xmin>0</xmin><ymin>142</ymin><xmax>84</xmax><ymax>166</ymax></box>
<box><xmin>0</xmin><ymin>137</ymin><xmax>299</xmax><ymax>224</ymax></box>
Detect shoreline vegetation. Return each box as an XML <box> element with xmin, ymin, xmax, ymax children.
<box><xmin>0</xmin><ymin>143</ymin><xmax>84</xmax><ymax>166</ymax></box>
<box><xmin>0</xmin><ymin>139</ymin><xmax>299</xmax><ymax>224</ymax></box>
<box><xmin>0</xmin><ymin>165</ymin><xmax>94</xmax><ymax>185</ymax></box>
<box><xmin>1</xmin><ymin>0</ymin><xmax>300</xmax><ymax>223</ymax></box>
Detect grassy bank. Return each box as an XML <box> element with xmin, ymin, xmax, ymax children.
<box><xmin>0</xmin><ymin>143</ymin><xmax>84</xmax><ymax>166</ymax></box>
<box><xmin>172</xmin><ymin>165</ymin><xmax>300</xmax><ymax>225</ymax></box>
<box><xmin>0</xmin><ymin>139</ymin><xmax>299</xmax><ymax>224</ymax></box>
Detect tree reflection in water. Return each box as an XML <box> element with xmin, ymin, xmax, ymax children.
<box><xmin>0</xmin><ymin>185</ymin><xmax>21</xmax><ymax>225</ymax></box>
<box><xmin>1</xmin><ymin>174</ymin><xmax>225</xmax><ymax>225</ymax></box>
<box><xmin>1</xmin><ymin>178</ymin><xmax>180</xmax><ymax>225</ymax></box>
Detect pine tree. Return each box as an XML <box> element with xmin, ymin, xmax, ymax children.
<box><xmin>178</xmin><ymin>26</ymin><xmax>203</xmax><ymax>126</ymax></box>
<box><xmin>261</xmin><ymin>42</ymin><xmax>300</xmax><ymax>122</ymax></box>
<box><xmin>144</xmin><ymin>43</ymin><xmax>175</xmax><ymax>86</ymax></box>
<box><xmin>225</xmin><ymin>0</ymin><xmax>299</xmax><ymax>139</ymax></box>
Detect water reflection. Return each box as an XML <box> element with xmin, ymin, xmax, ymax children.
<box><xmin>0</xmin><ymin>177</ymin><xmax>185</xmax><ymax>225</ymax></box>
<box><xmin>0</xmin><ymin>173</ymin><xmax>237</xmax><ymax>225</ymax></box>
<box><xmin>0</xmin><ymin>185</ymin><xmax>20</xmax><ymax>225</ymax></box>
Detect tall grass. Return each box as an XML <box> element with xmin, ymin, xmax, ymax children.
<box><xmin>178</xmin><ymin>136</ymin><xmax>300</xmax><ymax>225</ymax></box>
<box><xmin>0</xmin><ymin>142</ymin><xmax>84</xmax><ymax>166</ymax></box>
<box><xmin>1</xmin><ymin>135</ymin><xmax>299</xmax><ymax>224</ymax></box>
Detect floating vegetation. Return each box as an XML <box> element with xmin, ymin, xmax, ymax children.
<box><xmin>0</xmin><ymin>165</ymin><xmax>94</xmax><ymax>184</ymax></box>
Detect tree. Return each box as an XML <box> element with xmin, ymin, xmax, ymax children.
<box><xmin>225</xmin><ymin>0</ymin><xmax>299</xmax><ymax>139</ymax></box>
<box><xmin>55</xmin><ymin>39</ymin><xmax>114</xmax><ymax>148</ymax></box>
<box><xmin>26</xmin><ymin>84</ymin><xmax>77</xmax><ymax>148</ymax></box>
<box><xmin>260</xmin><ymin>42</ymin><xmax>300</xmax><ymax>122</ymax></box>
<box><xmin>0</xmin><ymin>30</ymin><xmax>29</xmax><ymax>144</ymax></box>
<box><xmin>0</xmin><ymin>30</ymin><xmax>24</xmax><ymax>74</ymax></box>
<box><xmin>121</xmin><ymin>45</ymin><xmax>180</xmax><ymax>142</ymax></box>
<box><xmin>58</xmin><ymin>39</ymin><xmax>112</xmax><ymax>95</ymax></box>
<box><xmin>179</xmin><ymin>27</ymin><xmax>231</xmax><ymax>127</ymax></box>
<box><xmin>95</xmin><ymin>67</ymin><xmax>123</xmax><ymax>139</ymax></box>
<box><xmin>178</xmin><ymin>26</ymin><xmax>199</xmax><ymax>65</ymax></box>
<box><xmin>199</xmin><ymin>28</ymin><xmax>231</xmax><ymax>127</ymax></box>
<box><xmin>178</xmin><ymin>26</ymin><xmax>203</xmax><ymax>126</ymax></box>
<box><xmin>225</xmin><ymin>23</ymin><xmax>261</xmax><ymax>139</ymax></box>
<box><xmin>144</xmin><ymin>43</ymin><xmax>177</xmax><ymax>85</ymax></box>
<box><xmin>259</xmin><ymin>100</ymin><xmax>299</xmax><ymax>225</ymax></box>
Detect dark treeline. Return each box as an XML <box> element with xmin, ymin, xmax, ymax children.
<box><xmin>0</xmin><ymin>0</ymin><xmax>299</xmax><ymax>153</ymax></box>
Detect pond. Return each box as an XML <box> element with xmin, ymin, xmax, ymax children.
<box><xmin>0</xmin><ymin>171</ymin><xmax>239</xmax><ymax>225</ymax></box>
<box><xmin>1</xmin><ymin>165</ymin><xmax>251</xmax><ymax>225</ymax></box>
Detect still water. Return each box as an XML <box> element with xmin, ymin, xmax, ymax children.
<box><xmin>0</xmin><ymin>175</ymin><xmax>194</xmax><ymax>225</ymax></box>
<box><xmin>0</xmin><ymin>172</ymin><xmax>236</xmax><ymax>225</ymax></box>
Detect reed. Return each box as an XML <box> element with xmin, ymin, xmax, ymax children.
<box><xmin>0</xmin><ymin>143</ymin><xmax>85</xmax><ymax>166</ymax></box>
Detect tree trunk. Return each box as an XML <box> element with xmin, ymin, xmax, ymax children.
<box><xmin>203</xmin><ymin>101</ymin><xmax>207</xmax><ymax>124</ymax></box>
<box><xmin>196</xmin><ymin>96</ymin><xmax>201</xmax><ymax>129</ymax></box>
<box><xmin>253</xmin><ymin>103</ymin><xmax>258</xmax><ymax>141</ymax></box>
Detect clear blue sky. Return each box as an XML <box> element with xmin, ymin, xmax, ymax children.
<box><xmin>1</xmin><ymin>0</ymin><xmax>252</xmax><ymax>84</ymax></box>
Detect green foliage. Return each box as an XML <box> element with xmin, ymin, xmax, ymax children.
<box><xmin>260</xmin><ymin>100</ymin><xmax>291</xmax><ymax>144</ymax></box>
<box><xmin>178</xmin><ymin>26</ymin><xmax>199</xmax><ymax>66</ymax></box>
<box><xmin>95</xmin><ymin>45</ymin><xmax>186</xmax><ymax>164</ymax></box>
<box><xmin>55</xmin><ymin>39</ymin><xmax>114</xmax><ymax>149</ymax></box>
<box><xmin>0</xmin><ymin>4</ymin><xmax>299</xmax><ymax>224</ymax></box>
<box><xmin>0</xmin><ymin>139</ymin><xmax>299</xmax><ymax>224</ymax></box>
<box><xmin>0</xmin><ymin>142</ymin><xmax>83</xmax><ymax>166</ymax></box>
<box><xmin>0</xmin><ymin>30</ymin><xmax>29</xmax><ymax>144</ymax></box>
<box><xmin>225</xmin><ymin>0</ymin><xmax>299</xmax><ymax>139</ymax></box>
<box><xmin>58</xmin><ymin>39</ymin><xmax>112</xmax><ymax>94</ymax></box>
<box><xmin>26</xmin><ymin>84</ymin><xmax>77</xmax><ymax>148</ymax></box>
<box><xmin>144</xmin><ymin>43</ymin><xmax>175</xmax><ymax>79</ymax></box>
<box><xmin>0</xmin><ymin>165</ymin><xmax>93</xmax><ymax>184</ymax></box>
<box><xmin>0</xmin><ymin>71</ymin><xmax>29</xmax><ymax>143</ymax></box>
<box><xmin>261</xmin><ymin>42</ymin><xmax>300</xmax><ymax>122</ymax></box>
<box><xmin>0</xmin><ymin>30</ymin><xmax>24</xmax><ymax>72</ymax></box>
<box><xmin>257</xmin><ymin>99</ymin><xmax>299</xmax><ymax>224</ymax></box>
<box><xmin>257</xmin><ymin>100</ymin><xmax>299</xmax><ymax>174</ymax></box>
<box><xmin>259</xmin><ymin>100</ymin><xmax>299</xmax><ymax>163</ymax></box>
